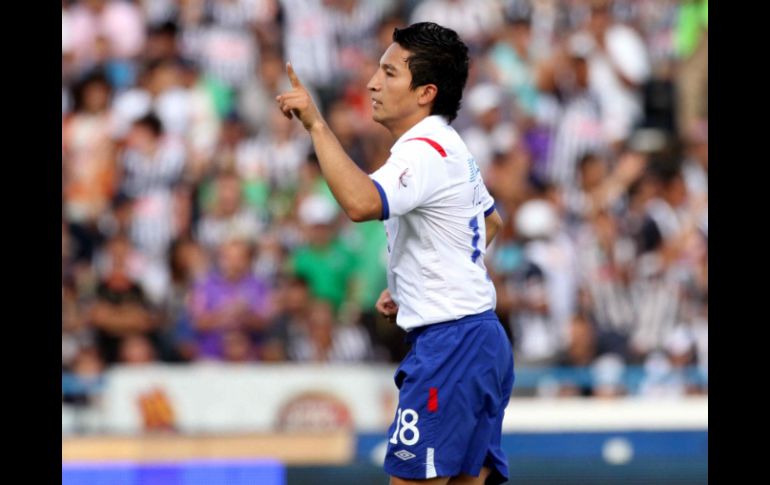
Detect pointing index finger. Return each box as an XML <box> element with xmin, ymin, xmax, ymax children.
<box><xmin>286</xmin><ymin>62</ymin><xmax>302</xmax><ymax>89</ymax></box>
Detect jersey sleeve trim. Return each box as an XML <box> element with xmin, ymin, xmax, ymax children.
<box><xmin>484</xmin><ymin>202</ymin><xmax>496</xmax><ymax>218</ymax></box>
<box><xmin>372</xmin><ymin>179</ymin><xmax>390</xmax><ymax>220</ymax></box>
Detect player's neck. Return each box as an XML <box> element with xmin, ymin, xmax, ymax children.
<box><xmin>387</xmin><ymin>110</ymin><xmax>433</xmax><ymax>141</ymax></box>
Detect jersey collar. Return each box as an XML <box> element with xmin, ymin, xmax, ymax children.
<box><xmin>391</xmin><ymin>115</ymin><xmax>449</xmax><ymax>153</ymax></box>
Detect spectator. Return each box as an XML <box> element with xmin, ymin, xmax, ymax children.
<box><xmin>342</xmin><ymin>218</ymin><xmax>389</xmax><ymax>361</ymax></box>
<box><xmin>279</xmin><ymin>0</ymin><xmax>338</xmax><ymax>95</ymax></box>
<box><xmin>516</xmin><ymin>198</ymin><xmax>578</xmax><ymax>359</ymax></box>
<box><xmin>562</xmin><ymin>313</ymin><xmax>596</xmax><ymax>366</ymax></box>
<box><xmin>188</xmin><ymin>239</ymin><xmax>273</xmax><ymax>361</ymax></box>
<box><xmin>144</xmin><ymin>21</ymin><xmax>182</xmax><ymax>64</ymax></box>
<box><xmin>63</xmin><ymin>280</ymin><xmax>94</xmax><ymax>371</ymax></box>
<box><xmin>574</xmin><ymin>210</ymin><xmax>635</xmax><ymax>354</ymax></box>
<box><xmin>629</xmin><ymin>166</ymin><xmax>701</xmax><ymax>360</ymax></box>
<box><xmin>494</xmin><ymin>201</ymin><xmax>560</xmax><ymax>366</ymax></box>
<box><xmin>324</xmin><ymin>0</ymin><xmax>393</xmax><ymax>75</ymax></box>
<box><xmin>63</xmin><ymin>72</ymin><xmax>118</xmax><ymax>260</ymax></box>
<box><xmin>287</xmin><ymin>299</ymin><xmax>373</xmax><ymax>362</ymax></box>
<box><xmin>267</xmin><ymin>275</ymin><xmax>313</xmax><ymax>362</ymax></box>
<box><xmin>178</xmin><ymin>59</ymin><xmax>223</xmax><ymax>173</ymax></box>
<box><xmin>111</xmin><ymin>60</ymin><xmax>195</xmax><ymax>140</ymax></box>
<box><xmin>573</xmin><ymin>0</ymin><xmax>652</xmax><ymax>147</ymax></box>
<box><xmin>238</xmin><ymin>49</ymin><xmax>298</xmax><ymax>135</ymax></box>
<box><xmin>208</xmin><ymin>113</ymin><xmax>250</xmax><ymax>174</ymax></box>
<box><xmin>543</xmin><ymin>38</ymin><xmax>606</xmax><ymax>190</ymax></box>
<box><xmin>196</xmin><ymin>171</ymin><xmax>263</xmax><ymax>252</ymax></box>
<box><xmin>120</xmin><ymin>113</ymin><xmax>186</xmax><ymax>263</ymax></box>
<box><xmin>637</xmin><ymin>166</ymin><xmax>693</xmax><ymax>257</ymax></box>
<box><xmin>88</xmin><ymin>236</ymin><xmax>162</xmax><ymax>365</ymax></box>
<box><xmin>118</xmin><ymin>334</ymin><xmax>159</xmax><ymax>364</ymax></box>
<box><xmin>562</xmin><ymin>152</ymin><xmax>609</xmax><ymax>225</ymax></box>
<box><xmin>220</xmin><ymin>329</ymin><xmax>259</xmax><ymax>362</ymax></box>
<box><xmin>289</xmin><ymin>195</ymin><xmax>357</xmax><ymax>314</ymax></box>
<box><xmin>67</xmin><ymin>0</ymin><xmax>146</xmax><ymax>73</ymax></box>
<box><xmin>166</xmin><ymin>237</ymin><xmax>209</xmax><ymax>361</ymax></box>
<box><xmin>486</xmin><ymin>14</ymin><xmax>540</xmax><ymax>122</ymax></box>
<box><xmin>64</xmin><ymin>347</ymin><xmax>105</xmax><ymax>406</ymax></box>
<box><xmin>325</xmin><ymin>99</ymin><xmax>369</xmax><ymax>170</ymax></box>
<box><xmin>253</xmin><ymin>109</ymin><xmax>312</xmax><ymax>191</ymax></box>
<box><xmin>183</xmin><ymin>1</ymin><xmax>263</xmax><ymax>89</ymax></box>
<box><xmin>461</xmin><ymin>83</ymin><xmax>518</xmax><ymax>173</ymax></box>
<box><xmin>83</xmin><ymin>35</ymin><xmax>138</xmax><ymax>91</ymax></box>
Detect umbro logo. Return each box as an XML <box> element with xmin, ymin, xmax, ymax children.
<box><xmin>394</xmin><ymin>449</ymin><xmax>416</xmax><ymax>461</ymax></box>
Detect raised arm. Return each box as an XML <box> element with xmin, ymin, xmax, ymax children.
<box><xmin>276</xmin><ymin>63</ymin><xmax>381</xmax><ymax>222</ymax></box>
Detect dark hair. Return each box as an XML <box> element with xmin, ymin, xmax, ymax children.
<box><xmin>149</xmin><ymin>20</ymin><xmax>179</xmax><ymax>37</ymax></box>
<box><xmin>392</xmin><ymin>22</ymin><xmax>469</xmax><ymax>123</ymax></box>
<box><xmin>577</xmin><ymin>152</ymin><xmax>601</xmax><ymax>170</ymax></box>
<box><xmin>133</xmin><ymin>112</ymin><xmax>164</xmax><ymax>137</ymax></box>
<box><xmin>71</xmin><ymin>71</ymin><xmax>112</xmax><ymax>112</ymax></box>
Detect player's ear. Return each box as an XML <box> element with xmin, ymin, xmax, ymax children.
<box><xmin>417</xmin><ymin>84</ymin><xmax>438</xmax><ymax>108</ymax></box>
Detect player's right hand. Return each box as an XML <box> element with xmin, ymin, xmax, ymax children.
<box><xmin>275</xmin><ymin>62</ymin><xmax>324</xmax><ymax>132</ymax></box>
<box><xmin>375</xmin><ymin>288</ymin><xmax>399</xmax><ymax>322</ymax></box>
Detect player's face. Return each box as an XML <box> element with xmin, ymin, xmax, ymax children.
<box><xmin>366</xmin><ymin>43</ymin><xmax>422</xmax><ymax>128</ymax></box>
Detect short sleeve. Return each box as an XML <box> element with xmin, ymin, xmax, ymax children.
<box><xmin>369</xmin><ymin>143</ymin><xmax>446</xmax><ymax>220</ymax></box>
<box><xmin>479</xmin><ymin>181</ymin><xmax>496</xmax><ymax>217</ymax></box>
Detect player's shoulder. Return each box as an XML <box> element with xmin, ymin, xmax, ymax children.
<box><xmin>391</xmin><ymin>135</ymin><xmax>449</xmax><ymax>165</ymax></box>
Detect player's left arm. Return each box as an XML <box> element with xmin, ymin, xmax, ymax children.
<box><xmin>479</xmin><ymin>179</ymin><xmax>502</xmax><ymax>247</ymax></box>
<box><xmin>485</xmin><ymin>208</ymin><xmax>503</xmax><ymax>247</ymax></box>
<box><xmin>276</xmin><ymin>63</ymin><xmax>381</xmax><ymax>222</ymax></box>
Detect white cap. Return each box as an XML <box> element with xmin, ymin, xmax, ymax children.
<box><xmin>515</xmin><ymin>199</ymin><xmax>559</xmax><ymax>239</ymax></box>
<box><xmin>467</xmin><ymin>83</ymin><xmax>503</xmax><ymax>117</ymax></box>
<box><xmin>298</xmin><ymin>194</ymin><xmax>338</xmax><ymax>226</ymax></box>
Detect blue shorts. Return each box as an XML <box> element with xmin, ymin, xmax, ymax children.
<box><xmin>384</xmin><ymin>310</ymin><xmax>515</xmax><ymax>484</ymax></box>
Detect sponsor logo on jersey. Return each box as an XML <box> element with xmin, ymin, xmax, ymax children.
<box><xmin>398</xmin><ymin>168</ymin><xmax>411</xmax><ymax>188</ymax></box>
<box><xmin>467</xmin><ymin>157</ymin><xmax>480</xmax><ymax>182</ymax></box>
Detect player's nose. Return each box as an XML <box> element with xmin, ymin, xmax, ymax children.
<box><xmin>366</xmin><ymin>73</ymin><xmax>380</xmax><ymax>92</ymax></box>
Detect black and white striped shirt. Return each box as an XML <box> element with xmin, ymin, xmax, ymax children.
<box><xmin>546</xmin><ymin>93</ymin><xmax>606</xmax><ymax>189</ymax></box>
<box><xmin>287</xmin><ymin>322</ymin><xmax>374</xmax><ymax>362</ymax></box>
<box><xmin>574</xmin><ymin>224</ymin><xmax>636</xmax><ymax>335</ymax></box>
<box><xmin>628</xmin><ymin>252</ymin><xmax>680</xmax><ymax>353</ymax></box>
<box><xmin>279</xmin><ymin>0</ymin><xmax>337</xmax><ymax>87</ymax></box>
<box><xmin>208</xmin><ymin>0</ymin><xmax>277</xmax><ymax>29</ymax></box>
<box><xmin>324</xmin><ymin>0</ymin><xmax>392</xmax><ymax>60</ymax></box>
<box><xmin>120</xmin><ymin>138</ymin><xmax>186</xmax><ymax>256</ymax></box>
<box><xmin>120</xmin><ymin>139</ymin><xmax>186</xmax><ymax>198</ymax></box>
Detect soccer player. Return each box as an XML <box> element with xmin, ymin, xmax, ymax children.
<box><xmin>277</xmin><ymin>22</ymin><xmax>514</xmax><ymax>485</ymax></box>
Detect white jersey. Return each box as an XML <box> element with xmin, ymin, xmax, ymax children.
<box><xmin>370</xmin><ymin>115</ymin><xmax>497</xmax><ymax>331</ymax></box>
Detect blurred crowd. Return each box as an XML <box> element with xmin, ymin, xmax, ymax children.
<box><xmin>62</xmin><ymin>0</ymin><xmax>708</xmax><ymax>399</ymax></box>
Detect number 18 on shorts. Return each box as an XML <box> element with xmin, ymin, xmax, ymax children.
<box><xmin>385</xmin><ymin>398</ymin><xmax>440</xmax><ymax>479</ymax></box>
